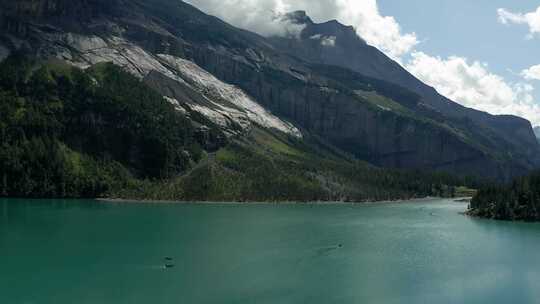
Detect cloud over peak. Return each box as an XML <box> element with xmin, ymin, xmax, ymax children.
<box><xmin>185</xmin><ymin>0</ymin><xmax>418</xmax><ymax>59</ymax></box>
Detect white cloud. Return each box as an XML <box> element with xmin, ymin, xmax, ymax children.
<box><xmin>185</xmin><ymin>0</ymin><xmax>306</xmax><ymax>38</ymax></box>
<box><xmin>406</xmin><ymin>52</ymin><xmax>540</xmax><ymax>126</ymax></box>
<box><xmin>185</xmin><ymin>0</ymin><xmax>417</xmax><ymax>59</ymax></box>
<box><xmin>334</xmin><ymin>0</ymin><xmax>417</xmax><ymax>59</ymax></box>
<box><xmin>497</xmin><ymin>7</ymin><xmax>540</xmax><ymax>38</ymax></box>
<box><xmin>522</xmin><ymin>64</ymin><xmax>540</xmax><ymax>81</ymax></box>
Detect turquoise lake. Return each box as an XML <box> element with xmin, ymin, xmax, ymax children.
<box><xmin>1</xmin><ymin>198</ymin><xmax>540</xmax><ymax>304</ymax></box>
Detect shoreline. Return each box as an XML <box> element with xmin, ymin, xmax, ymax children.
<box><xmin>94</xmin><ymin>196</ymin><xmax>469</xmax><ymax>206</ymax></box>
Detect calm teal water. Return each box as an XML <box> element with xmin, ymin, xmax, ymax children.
<box><xmin>1</xmin><ymin>198</ymin><xmax>540</xmax><ymax>304</ymax></box>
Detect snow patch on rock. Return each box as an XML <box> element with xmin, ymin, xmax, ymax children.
<box><xmin>321</xmin><ymin>36</ymin><xmax>336</xmax><ymax>47</ymax></box>
<box><xmin>309</xmin><ymin>34</ymin><xmax>336</xmax><ymax>47</ymax></box>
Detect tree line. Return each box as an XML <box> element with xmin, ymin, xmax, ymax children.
<box><xmin>470</xmin><ymin>171</ymin><xmax>540</xmax><ymax>221</ymax></box>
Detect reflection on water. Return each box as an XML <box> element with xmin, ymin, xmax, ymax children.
<box><xmin>1</xmin><ymin>198</ymin><xmax>540</xmax><ymax>304</ymax></box>
<box><xmin>1</xmin><ymin>199</ymin><xmax>6</xmax><ymax>224</ymax></box>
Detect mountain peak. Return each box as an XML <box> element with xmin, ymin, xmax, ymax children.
<box><xmin>298</xmin><ymin>15</ymin><xmax>364</xmax><ymax>45</ymax></box>
<box><xmin>317</xmin><ymin>19</ymin><xmax>356</xmax><ymax>35</ymax></box>
<box><xmin>279</xmin><ymin>10</ymin><xmax>364</xmax><ymax>45</ymax></box>
<box><xmin>282</xmin><ymin>10</ymin><xmax>313</xmax><ymax>25</ymax></box>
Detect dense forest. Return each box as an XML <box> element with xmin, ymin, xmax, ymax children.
<box><xmin>0</xmin><ymin>55</ymin><xmax>478</xmax><ymax>202</ymax></box>
<box><xmin>469</xmin><ymin>171</ymin><xmax>540</xmax><ymax>221</ymax></box>
<box><xmin>0</xmin><ymin>55</ymin><xmax>222</xmax><ymax>198</ymax></box>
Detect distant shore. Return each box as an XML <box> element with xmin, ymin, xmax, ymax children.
<box><xmin>94</xmin><ymin>196</ymin><xmax>470</xmax><ymax>205</ymax></box>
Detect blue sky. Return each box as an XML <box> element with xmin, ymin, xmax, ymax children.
<box><xmin>380</xmin><ymin>0</ymin><xmax>539</xmax><ymax>83</ymax></box>
<box><xmin>374</xmin><ymin>0</ymin><xmax>540</xmax><ymax>125</ymax></box>
<box><xmin>377</xmin><ymin>0</ymin><xmax>540</xmax><ymax>125</ymax></box>
<box><xmin>188</xmin><ymin>0</ymin><xmax>540</xmax><ymax>125</ymax></box>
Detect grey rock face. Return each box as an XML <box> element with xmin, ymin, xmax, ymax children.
<box><xmin>188</xmin><ymin>46</ymin><xmax>513</xmax><ymax>178</ymax></box>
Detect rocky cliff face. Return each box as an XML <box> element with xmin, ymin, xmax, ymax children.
<box><xmin>271</xmin><ymin>11</ymin><xmax>540</xmax><ymax>160</ymax></box>
<box><xmin>1</xmin><ymin>0</ymin><xmax>538</xmax><ymax>180</ymax></box>
<box><xmin>188</xmin><ymin>46</ymin><xmax>518</xmax><ymax>178</ymax></box>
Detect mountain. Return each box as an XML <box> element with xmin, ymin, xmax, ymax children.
<box><xmin>535</xmin><ymin>127</ymin><xmax>540</xmax><ymax>140</ymax></box>
<box><xmin>0</xmin><ymin>0</ymin><xmax>537</xmax><ymax>200</ymax></box>
<box><xmin>0</xmin><ymin>56</ymin><xmax>469</xmax><ymax>200</ymax></box>
<box><xmin>271</xmin><ymin>11</ymin><xmax>540</xmax><ymax>177</ymax></box>
<box><xmin>274</xmin><ymin>11</ymin><xmax>538</xmax><ymax>150</ymax></box>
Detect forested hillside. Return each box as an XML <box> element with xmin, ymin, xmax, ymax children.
<box><xmin>0</xmin><ymin>55</ymin><xmax>222</xmax><ymax>197</ymax></box>
<box><xmin>0</xmin><ymin>55</ymin><xmax>477</xmax><ymax>201</ymax></box>
<box><xmin>469</xmin><ymin>172</ymin><xmax>540</xmax><ymax>221</ymax></box>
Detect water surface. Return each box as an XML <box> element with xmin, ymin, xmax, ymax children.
<box><xmin>1</xmin><ymin>198</ymin><xmax>540</xmax><ymax>304</ymax></box>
